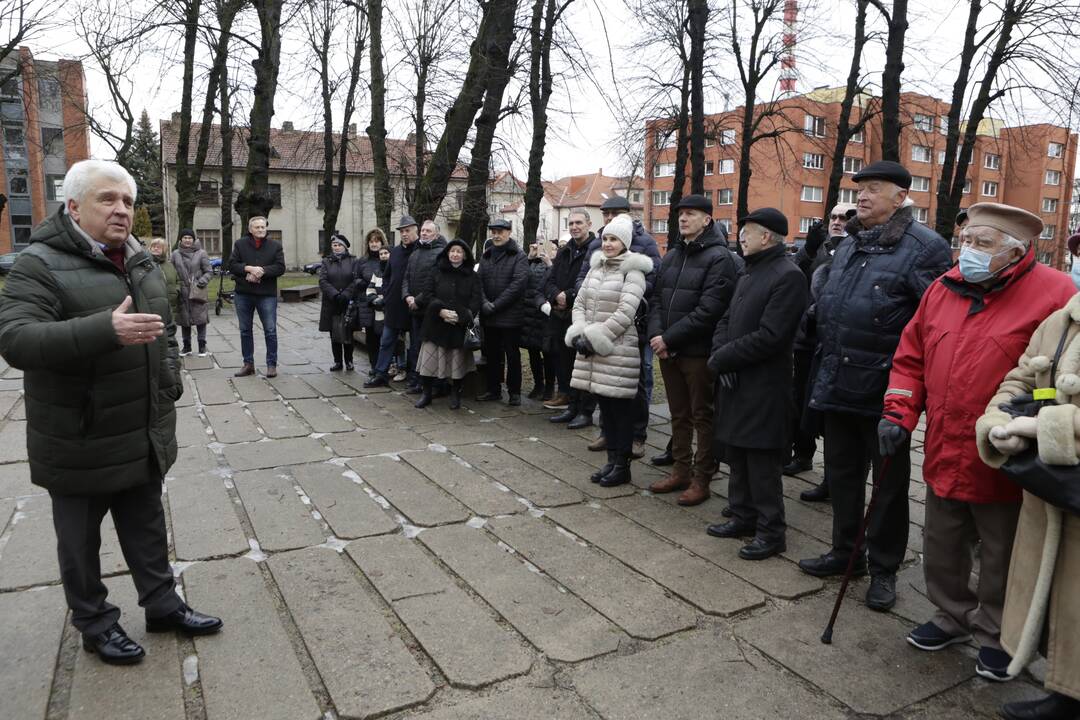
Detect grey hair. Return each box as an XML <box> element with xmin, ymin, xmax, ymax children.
<box><xmin>1002</xmin><ymin>233</ymin><xmax>1026</xmax><ymax>250</ymax></box>
<box><xmin>62</xmin><ymin>160</ymin><xmax>137</xmax><ymax>204</ymax></box>
<box><xmin>901</xmin><ymin>196</ymin><xmax>915</xmax><ymax>208</ymax></box>
<box><xmin>423</xmin><ymin>219</ymin><xmax>440</xmax><ymax>232</ymax></box>
<box><xmin>766</xmin><ymin>229</ymin><xmax>786</xmax><ymax>246</ymax></box>
<box><xmin>568</xmin><ymin>208</ymin><xmax>591</xmax><ymax>222</ymax></box>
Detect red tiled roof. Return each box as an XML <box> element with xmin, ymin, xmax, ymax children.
<box><xmin>159</xmin><ymin>120</ymin><xmax>467</xmax><ymax>178</ymax></box>
<box><xmin>540</xmin><ymin>172</ymin><xmax>644</xmax><ymax>208</ymax></box>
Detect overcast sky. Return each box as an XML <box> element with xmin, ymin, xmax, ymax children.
<box><xmin>26</xmin><ymin>0</ymin><xmax>1078</xmax><ymax>181</ymax></box>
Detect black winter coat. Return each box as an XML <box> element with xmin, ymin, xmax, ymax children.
<box><xmin>544</xmin><ymin>234</ymin><xmax>593</xmax><ymax>332</ymax></box>
<box><xmin>228</xmin><ymin>234</ymin><xmax>286</xmax><ymax>296</ymax></box>
<box><xmin>710</xmin><ymin>244</ymin><xmax>809</xmax><ymax>449</ymax></box>
<box><xmin>318</xmin><ymin>253</ymin><xmax>362</xmax><ymax>332</ymax></box>
<box><xmin>647</xmin><ymin>221</ymin><xmax>739</xmax><ymax>357</ymax></box>
<box><xmin>417</xmin><ymin>242</ymin><xmax>482</xmax><ymax>349</ymax></box>
<box><xmin>478</xmin><ymin>240</ymin><xmax>528</xmax><ymax>328</ymax></box>
<box><xmin>793</xmin><ymin>236</ymin><xmax>841</xmax><ymax>352</ymax></box>
<box><xmin>576</xmin><ymin>219</ymin><xmax>662</xmax><ymax>297</ymax></box>
<box><xmin>382</xmin><ymin>241</ymin><xmax>417</xmax><ymax>330</ymax></box>
<box><xmin>353</xmin><ymin>250</ymin><xmax>382</xmax><ymax>329</ymax></box>
<box><xmin>521</xmin><ymin>258</ymin><xmax>551</xmax><ymax>350</ymax></box>
<box><xmin>402</xmin><ymin>235</ymin><xmax>447</xmax><ymax>306</ymax></box>
<box><xmin>809</xmin><ymin>206</ymin><xmax>951</xmax><ymax>416</ymax></box>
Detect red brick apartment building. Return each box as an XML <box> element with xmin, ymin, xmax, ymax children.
<box><xmin>644</xmin><ymin>87</ymin><xmax>1077</xmax><ymax>268</ymax></box>
<box><xmin>0</xmin><ymin>48</ymin><xmax>91</xmax><ymax>254</ymax></box>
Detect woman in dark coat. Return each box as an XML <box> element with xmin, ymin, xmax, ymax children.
<box><xmin>414</xmin><ymin>238</ymin><xmax>482</xmax><ymax>410</ymax></box>
<box><xmin>521</xmin><ymin>239</ymin><xmax>556</xmax><ymax>400</ymax></box>
<box><xmin>356</xmin><ymin>228</ymin><xmax>388</xmax><ymax>371</ymax></box>
<box><xmin>171</xmin><ymin>228</ymin><xmax>213</xmax><ymax>356</ymax></box>
<box><xmin>318</xmin><ymin>234</ymin><xmax>362</xmax><ymax>371</ymax></box>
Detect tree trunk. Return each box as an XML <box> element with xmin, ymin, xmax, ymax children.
<box><xmin>411</xmin><ymin>62</ymin><xmax>428</xmax><ymax>209</ymax></box>
<box><xmin>824</xmin><ymin>0</ymin><xmax>869</xmax><ymax>214</ymax></box>
<box><xmin>366</xmin><ymin>0</ymin><xmax>393</xmax><ymax>236</ymax></box>
<box><xmin>410</xmin><ymin>0</ymin><xmax>518</xmax><ymax>223</ymax></box>
<box><xmin>236</xmin><ymin>0</ymin><xmax>284</xmax><ymax>225</ymax></box>
<box><xmin>172</xmin><ymin>0</ymin><xmax>203</xmax><ymax>233</ymax></box>
<box><xmin>877</xmin><ymin>0</ymin><xmax>908</xmax><ymax>162</ymax></box>
<box><xmin>666</xmin><ymin>63</ymin><xmax>691</xmax><ymax>243</ymax></box>
<box><xmin>316</xmin><ymin>6</ymin><xmax>335</xmax><ymax>257</ymax></box>
<box><xmin>687</xmin><ymin>0</ymin><xmax>707</xmax><ymax>194</ymax></box>
<box><xmin>329</xmin><ymin>15</ymin><xmax>366</xmax><ymax>251</ymax></box>
<box><xmin>219</xmin><ymin>64</ymin><xmax>235</xmax><ymax>259</ymax></box>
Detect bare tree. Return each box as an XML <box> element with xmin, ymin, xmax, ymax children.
<box><xmin>0</xmin><ymin>0</ymin><xmax>58</xmax><ymax>85</ymax></box>
<box><xmin>687</xmin><ymin>0</ymin><xmax>707</xmax><ymax>193</ymax></box>
<box><xmin>823</xmin><ymin>0</ymin><xmax>872</xmax><ymax>214</ymax></box>
<box><xmin>868</xmin><ymin>0</ymin><xmax>907</xmax><ymax>161</ymax></box>
<box><xmin>364</xmin><ymin>0</ymin><xmax>393</xmax><ymax>234</ymax></box>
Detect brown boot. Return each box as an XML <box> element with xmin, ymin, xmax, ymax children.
<box><xmin>265</xmin><ymin>366</ymin><xmax>278</xmax><ymax>378</ymax></box>
<box><xmin>677</xmin><ymin>476</ymin><xmax>712</xmax><ymax>506</ymax></box>
<box><xmin>234</xmin><ymin>363</ymin><xmax>255</xmax><ymax>377</ymax></box>
<box><xmin>587</xmin><ymin>435</ymin><xmax>607</xmax><ymax>451</ymax></box>
<box><xmin>649</xmin><ymin>470</ymin><xmax>690</xmax><ymax>494</ymax></box>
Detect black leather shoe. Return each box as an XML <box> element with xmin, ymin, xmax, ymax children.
<box><xmin>598</xmin><ymin>454</ymin><xmax>631</xmax><ymax>487</ymax></box>
<box><xmin>739</xmin><ymin>536</ymin><xmax>786</xmax><ymax>561</ymax></box>
<box><xmin>800</xmin><ymin>482</ymin><xmax>830</xmax><ymax>502</ymax></box>
<box><xmin>82</xmin><ymin>623</ymin><xmax>145</xmax><ymax>665</ymax></box>
<box><xmin>721</xmin><ymin>505</ymin><xmax>734</xmax><ymax>518</ymax></box>
<box><xmin>146</xmin><ymin>603</ymin><xmax>223</xmax><ymax>636</ymax></box>
<box><xmin>866</xmin><ymin>573</ymin><xmax>897</xmax><ymax>611</ymax></box>
<box><xmin>345</xmin><ymin>362</ymin><xmax>354</xmax><ymax>372</ymax></box>
<box><xmin>591</xmin><ymin>450</ymin><xmax>616</xmax><ymax>483</ymax></box>
<box><xmin>405</xmin><ymin>384</ymin><xmax>423</xmax><ymax>395</ymax></box>
<box><xmin>798</xmin><ymin>551</ymin><xmax>867</xmax><ymax>578</ymax></box>
<box><xmin>650</xmin><ymin>448</ymin><xmax>674</xmax><ymax>466</ymax></box>
<box><xmin>567</xmin><ymin>413</ymin><xmax>593</xmax><ymax>430</ymax></box>
<box><xmin>475</xmin><ymin>391</ymin><xmax>501</xmax><ymax>402</ymax></box>
<box><xmin>549</xmin><ymin>408</ymin><xmax>577</xmax><ymax>423</ymax></box>
<box><xmin>507</xmin><ymin>393</ymin><xmax>521</xmax><ymax>406</ymax></box>
<box><xmin>363</xmin><ymin>375</ymin><xmax>389</xmax><ymax>388</ymax></box>
<box><xmin>329</xmin><ymin>363</ymin><xmax>344</xmax><ymax>372</ymax></box>
<box><xmin>432</xmin><ymin>384</ymin><xmax>450</xmax><ymax>399</ymax></box>
<box><xmin>782</xmin><ymin>458</ymin><xmax>813</xmax><ymax>476</ymax></box>
<box><xmin>706</xmin><ymin>519</ymin><xmax>756</xmax><ymax>538</ymax></box>
<box><xmin>414</xmin><ymin>393</ymin><xmax>433</xmax><ymax>409</ymax></box>
<box><xmin>1001</xmin><ymin>692</ymin><xmax>1080</xmax><ymax>720</ymax></box>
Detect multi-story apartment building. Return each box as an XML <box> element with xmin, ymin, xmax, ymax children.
<box><xmin>0</xmin><ymin>48</ymin><xmax>91</xmax><ymax>253</ymax></box>
<box><xmin>644</xmin><ymin>87</ymin><xmax>1077</xmax><ymax>267</ymax></box>
<box><xmin>161</xmin><ymin>119</ymin><xmax>467</xmax><ymax>268</ymax></box>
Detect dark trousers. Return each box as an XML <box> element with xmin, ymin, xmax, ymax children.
<box><xmin>823</xmin><ymin>411</ymin><xmax>911</xmax><ymax>576</ymax></box>
<box><xmin>632</xmin><ymin>340</ymin><xmax>649</xmax><ymax>442</ymax></box>
<box><xmin>527</xmin><ymin>348</ymin><xmax>556</xmax><ymax>392</ymax></box>
<box><xmin>726</xmin><ymin>446</ymin><xmax>786</xmax><ymax>543</ymax></box>
<box><xmin>363</xmin><ymin>325</ymin><xmax>380</xmax><ymax>369</ymax></box>
<box><xmin>482</xmin><ymin>325</ymin><xmax>522</xmax><ymax>394</ymax></box>
<box><xmin>180</xmin><ymin>324</ymin><xmax>207</xmax><ymax>351</ymax></box>
<box><xmin>598</xmin><ymin>395</ymin><xmax>636</xmax><ymax>454</ymax></box>
<box><xmin>234</xmin><ymin>292</ymin><xmax>277</xmax><ymax>367</ymax></box>
<box><xmin>660</xmin><ymin>355</ymin><xmax>716</xmax><ymax>478</ymax></box>
<box><xmin>552</xmin><ymin>322</ymin><xmax>573</xmax><ymax>394</ymax></box>
<box><xmin>374</xmin><ymin>324</ymin><xmax>407</xmax><ymax>375</ymax></box>
<box><xmin>330</xmin><ymin>340</ymin><xmax>354</xmax><ymax>365</ymax></box>
<box><xmin>408</xmin><ymin>315</ymin><xmax>424</xmax><ymax>380</ymax></box>
<box><xmin>790</xmin><ymin>348</ymin><xmax>817</xmax><ymax>461</ymax></box>
<box><xmin>50</xmin><ymin>481</ymin><xmax>181</xmax><ymax>636</ymax></box>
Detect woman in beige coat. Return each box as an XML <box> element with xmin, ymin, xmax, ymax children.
<box><xmin>975</xmin><ymin>292</ymin><xmax>1080</xmax><ymax>720</ymax></box>
<box><xmin>565</xmin><ymin>214</ymin><xmax>651</xmax><ymax>487</ymax></box>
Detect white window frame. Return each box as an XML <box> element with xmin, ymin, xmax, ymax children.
<box><xmin>800</xmin><ymin>185</ymin><xmax>823</xmax><ymax>202</ymax></box>
<box><xmin>704</xmin><ymin>137</ymin><xmax>715</xmax><ymax>148</ymax></box>
<box><xmin>913</xmin><ymin>207</ymin><xmax>929</xmax><ymax>223</ymax></box>
<box><xmin>718</xmin><ymin>159</ymin><xmax>735</xmax><ymax>174</ymax></box>
<box><xmin>842</xmin><ymin>156</ymin><xmax>864</xmax><ymax>174</ymax></box>
<box><xmin>1042</xmin><ymin>198</ymin><xmax>1059</xmax><ymax>213</ymax></box>
<box><xmin>653</xmin><ymin>162</ymin><xmax>675</xmax><ymax>178</ymax></box>
<box><xmin>912</xmin><ymin>114</ymin><xmax>933</xmax><ymax>132</ymax></box>
<box><xmin>704</xmin><ymin>160</ymin><xmax>714</xmax><ymax>176</ymax></box>
<box><xmin>984</xmin><ymin>153</ymin><xmax>1001</xmax><ymax>170</ymax></box>
<box><xmin>799</xmin><ymin>217</ymin><xmax>821</xmax><ymax>233</ymax></box>
<box><xmin>911</xmin><ymin>176</ymin><xmax>931</xmax><ymax>192</ymax></box>
<box><xmin>839</xmin><ymin>188</ymin><xmax>858</xmax><ymax>205</ymax></box>
<box><xmin>848</xmin><ymin>129</ymin><xmax>864</xmax><ymax>144</ymax></box>
<box><xmin>804</xmin><ymin>114</ymin><xmax>826</xmax><ymax>137</ymax></box>
<box><xmin>652</xmin><ymin>190</ymin><xmax>670</xmax><ymax>206</ymax></box>
<box><xmin>938</xmin><ymin>116</ymin><xmax>949</xmax><ymax>135</ymax></box>
<box><xmin>1046</xmin><ymin>170</ymin><xmax>1062</xmax><ymax>186</ymax></box>
<box><xmin>981</xmin><ymin>180</ymin><xmax>998</xmax><ymax>197</ymax></box>
<box><xmin>911</xmin><ymin>145</ymin><xmax>932</xmax><ymax>163</ymax></box>
<box><xmin>963</xmin><ymin>178</ymin><xmax>972</xmax><ymax>194</ymax></box>
<box><xmin>719</xmin><ymin>129</ymin><xmax>736</xmax><ymax>145</ymax></box>
<box><xmin>1048</xmin><ymin>142</ymin><xmax>1064</xmax><ymax>158</ymax></box>
<box><xmin>655</xmin><ymin>129</ymin><xmax>675</xmax><ymax>150</ymax></box>
<box><xmin>803</xmin><ymin>152</ymin><xmax>824</xmax><ymax>170</ymax></box>
<box><xmin>1041</xmin><ymin>225</ymin><xmax>1056</xmax><ymax>240</ymax></box>
<box><xmin>652</xmin><ymin>218</ymin><xmax>668</xmax><ymax>234</ymax></box>
<box><xmin>717</xmin><ymin>188</ymin><xmax>733</xmax><ymax>205</ymax></box>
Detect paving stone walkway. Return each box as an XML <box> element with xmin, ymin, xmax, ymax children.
<box><xmin>0</xmin><ymin>301</ymin><xmax>1051</xmax><ymax>719</ymax></box>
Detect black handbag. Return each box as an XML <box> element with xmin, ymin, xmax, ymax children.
<box><xmin>463</xmin><ymin>319</ymin><xmax>482</xmax><ymax>352</ymax></box>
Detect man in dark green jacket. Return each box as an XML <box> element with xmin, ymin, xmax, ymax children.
<box><xmin>0</xmin><ymin>160</ymin><xmax>222</xmax><ymax>666</ymax></box>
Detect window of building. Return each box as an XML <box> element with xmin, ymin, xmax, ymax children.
<box><xmin>1041</xmin><ymin>225</ymin><xmax>1056</xmax><ymax>240</ymax></box>
<box><xmin>849</xmin><ymin>129</ymin><xmax>864</xmax><ymax>144</ymax></box>
<box><xmin>913</xmin><ymin>114</ymin><xmax>933</xmax><ymax>132</ymax></box>
<box><xmin>1046</xmin><ymin>170</ymin><xmax>1062</xmax><ymax>185</ymax></box>
<box><xmin>317</xmin><ymin>183</ymin><xmax>340</xmax><ymax>209</ymax></box>
<box><xmin>1048</xmin><ymin>142</ymin><xmax>1064</xmax><ymax>158</ymax></box>
<box><xmin>37</xmin><ymin>77</ymin><xmax>61</xmax><ymax>113</ymax></box>
<box><xmin>652</xmin><ymin>190</ymin><xmax>670</xmax><ymax>206</ymax></box>
<box><xmin>981</xmin><ymin>180</ymin><xmax>998</xmax><ymax>197</ymax></box>
<box><xmin>41</xmin><ymin>127</ymin><xmax>63</xmax><ymax>155</ymax></box>
<box><xmin>984</xmin><ymin>153</ymin><xmax>1001</xmax><ymax>170</ymax></box>
<box><xmin>911</xmin><ymin>176</ymin><xmax>931</xmax><ymax>192</ymax></box>
<box><xmin>804</xmin><ymin>114</ymin><xmax>826</xmax><ymax>137</ymax></box>
<box><xmin>799</xmin><ymin>217</ymin><xmax>821</xmax><ymax>233</ymax></box>
<box><xmin>652</xmin><ymin>218</ymin><xmax>668</xmax><ymax>234</ymax></box>
<box><xmin>196</xmin><ymin>179</ymin><xmax>219</xmax><ymax>206</ymax></box>
<box><xmin>630</xmin><ymin>191</ymin><xmax>642</xmax><ymax>203</ymax></box>
<box><xmin>196</xmin><ymin>229</ymin><xmax>221</xmax><ymax>255</ymax></box>
<box><xmin>719</xmin><ymin>128</ymin><xmax>735</xmax><ymax>145</ymax></box>
<box><xmin>842</xmin><ymin>156</ymin><xmax>864</xmax><ymax>174</ymax></box>
<box><xmin>45</xmin><ymin>174</ymin><xmax>64</xmax><ymax>203</ymax></box>
<box><xmin>703</xmin><ymin>190</ymin><xmax>713</xmax><ymax>202</ymax></box>
<box><xmin>717</xmin><ymin>188</ymin><xmax>733</xmax><ymax>205</ymax></box>
<box><xmin>653</xmin><ymin>162</ymin><xmax>675</xmax><ymax>177</ymax></box>
<box><xmin>704</xmin><ymin>136</ymin><xmax>714</xmax><ymax>148</ymax></box>
<box><xmin>839</xmin><ymin>188</ymin><xmax>858</xmax><ymax>204</ymax></box>
<box><xmin>800</xmin><ymin>185</ymin><xmax>823</xmax><ymax>202</ymax></box>
<box><xmin>268</xmin><ymin>183</ymin><xmax>282</xmax><ymax>208</ymax></box>
<box><xmin>562</xmin><ymin>216</ymin><xmax>567</xmax><ymax>229</ymax></box>
<box><xmin>704</xmin><ymin>160</ymin><xmax>714</xmax><ymax>176</ymax></box>
<box><xmin>11</xmin><ymin>213</ymin><xmax>32</xmax><ymax>248</ymax></box>
<box><xmin>3</xmin><ymin>125</ymin><xmax>24</xmax><ymax>159</ymax></box>
<box><xmin>911</xmin><ymin>145</ymin><xmax>932</xmax><ymax>163</ymax></box>
<box><xmin>939</xmin><ymin>115</ymin><xmax>949</xmax><ymax>134</ymax></box>
<box><xmin>963</xmin><ymin>178</ymin><xmax>972</xmax><ymax>194</ymax></box>
<box><xmin>913</xmin><ymin>207</ymin><xmax>929</xmax><ymax>223</ymax></box>
<box><xmin>718</xmin><ymin>158</ymin><xmax>735</xmax><ymax>174</ymax></box>
<box><xmin>1043</xmin><ymin>198</ymin><xmax>1059</xmax><ymax>213</ymax></box>
<box><xmin>8</xmin><ymin>167</ymin><xmax>28</xmax><ymax>196</ymax></box>
<box><xmin>803</xmin><ymin>153</ymin><xmax>824</xmax><ymax>169</ymax></box>
<box><xmin>655</xmin><ymin>129</ymin><xmax>675</xmax><ymax>150</ymax></box>
<box><xmin>0</xmin><ymin>77</ymin><xmax>19</xmax><ymax>100</ymax></box>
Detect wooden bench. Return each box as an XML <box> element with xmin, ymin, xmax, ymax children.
<box><xmin>279</xmin><ymin>284</ymin><xmax>320</xmax><ymax>302</ymax></box>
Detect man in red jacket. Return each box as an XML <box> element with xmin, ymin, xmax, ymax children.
<box><xmin>878</xmin><ymin>202</ymin><xmax>1075</xmax><ymax>682</ymax></box>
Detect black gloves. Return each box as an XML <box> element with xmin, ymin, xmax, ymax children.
<box><xmin>482</xmin><ymin>301</ymin><xmax>496</xmax><ymax>316</ymax></box>
<box><xmin>370</xmin><ymin>296</ymin><xmax>385</xmax><ymax>309</ymax></box>
<box><xmin>573</xmin><ymin>336</ymin><xmax>594</xmax><ymax>357</ymax></box>
<box><xmin>716</xmin><ymin>372</ymin><xmax>737</xmax><ymax>390</ymax></box>
<box><xmin>805</xmin><ymin>220</ymin><xmax>827</xmax><ymax>255</ymax></box>
<box><xmin>335</xmin><ymin>293</ymin><xmax>349</xmax><ymax>306</ymax></box>
<box><xmin>877</xmin><ymin>418</ymin><xmax>910</xmax><ymax>457</ymax></box>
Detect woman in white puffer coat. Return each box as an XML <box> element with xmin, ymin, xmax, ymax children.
<box><xmin>565</xmin><ymin>214</ymin><xmax>652</xmax><ymax>487</ymax></box>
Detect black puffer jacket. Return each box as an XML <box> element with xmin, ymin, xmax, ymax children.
<box><xmin>354</xmin><ymin>249</ymin><xmax>382</xmax><ymax>329</ymax></box>
<box><xmin>647</xmin><ymin>220</ymin><xmax>739</xmax><ymax>357</ymax></box>
<box><xmin>478</xmin><ymin>240</ymin><xmax>528</xmax><ymax>328</ymax></box>
<box><xmin>402</xmin><ymin>234</ymin><xmax>448</xmax><ymax>305</ymax></box>
<box><xmin>576</xmin><ymin>218</ymin><xmax>661</xmax><ymax>296</ymax></box>
<box><xmin>382</xmin><ymin>241</ymin><xmax>416</xmax><ymax>330</ymax></box>
<box><xmin>318</xmin><ymin>253</ymin><xmax>362</xmax><ymax>333</ymax></box>
<box><xmin>228</xmin><ymin>233</ymin><xmax>286</xmax><ymax>296</ymax></box>
<box><xmin>809</xmin><ymin>206</ymin><xmax>951</xmax><ymax>416</ymax></box>
<box><xmin>544</xmin><ymin>234</ymin><xmax>593</xmax><ymax>331</ymax></box>
<box><xmin>0</xmin><ymin>208</ymin><xmax>181</xmax><ymax>494</ymax></box>
<box><xmin>521</xmin><ymin>257</ymin><xmax>550</xmax><ymax>350</ymax></box>
<box><xmin>417</xmin><ymin>239</ymin><xmax>482</xmax><ymax>349</ymax></box>
<box><xmin>793</xmin><ymin>235</ymin><xmax>841</xmax><ymax>352</ymax></box>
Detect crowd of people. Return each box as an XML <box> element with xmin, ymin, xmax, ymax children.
<box><xmin>0</xmin><ymin>156</ymin><xmax>1077</xmax><ymax>720</ymax></box>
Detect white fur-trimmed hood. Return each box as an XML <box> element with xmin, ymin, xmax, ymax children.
<box><xmin>588</xmin><ymin>250</ymin><xmax>653</xmax><ymax>274</ymax></box>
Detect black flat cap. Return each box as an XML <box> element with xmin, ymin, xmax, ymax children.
<box><xmin>600</xmin><ymin>195</ymin><xmax>631</xmax><ymax>211</ymax></box>
<box><xmin>488</xmin><ymin>218</ymin><xmax>512</xmax><ymax>230</ymax></box>
<box><xmin>852</xmin><ymin>160</ymin><xmax>912</xmax><ymax>189</ymax></box>
<box><xmin>676</xmin><ymin>194</ymin><xmax>712</xmax><ymax>214</ymax></box>
<box><xmin>739</xmin><ymin>207</ymin><xmax>788</xmax><ymax>237</ymax></box>
<box><xmin>955</xmin><ymin>210</ymin><xmax>968</xmax><ymax>226</ymax></box>
<box><xmin>396</xmin><ymin>215</ymin><xmax>418</xmax><ymax>229</ymax></box>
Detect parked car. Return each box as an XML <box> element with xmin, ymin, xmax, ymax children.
<box><xmin>209</xmin><ymin>257</ymin><xmax>223</xmax><ymax>274</ymax></box>
<box><xmin>0</xmin><ymin>251</ymin><xmax>20</xmax><ymax>275</ymax></box>
<box><xmin>303</xmin><ymin>261</ymin><xmax>320</xmax><ymax>275</ymax></box>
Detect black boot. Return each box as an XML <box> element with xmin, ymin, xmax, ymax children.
<box><xmin>414</xmin><ymin>378</ymin><xmax>433</xmax><ymax>408</ymax></box>
<box><xmin>449</xmin><ymin>380</ymin><xmax>463</xmax><ymax>410</ymax></box>
<box><xmin>591</xmin><ymin>450</ymin><xmax>617</xmax><ymax>483</ymax></box>
<box><xmin>1001</xmin><ymin>692</ymin><xmax>1080</xmax><ymax>720</ymax></box>
<box><xmin>599</xmin><ymin>452</ymin><xmax>631</xmax><ymax>487</ymax></box>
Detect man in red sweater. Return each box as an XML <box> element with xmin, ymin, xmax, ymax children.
<box><xmin>878</xmin><ymin>202</ymin><xmax>1076</xmax><ymax>681</ymax></box>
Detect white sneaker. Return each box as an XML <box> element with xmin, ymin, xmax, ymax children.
<box><xmin>197</xmin><ymin>350</ymin><xmax>209</xmax><ymax>357</ymax></box>
<box><xmin>179</xmin><ymin>349</ymin><xmax>192</xmax><ymax>357</ymax></box>
<box><xmin>393</xmin><ymin>371</ymin><xmax>407</xmax><ymax>382</ymax></box>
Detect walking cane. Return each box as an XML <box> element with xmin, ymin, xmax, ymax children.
<box><xmin>821</xmin><ymin>454</ymin><xmax>892</xmax><ymax>644</ymax></box>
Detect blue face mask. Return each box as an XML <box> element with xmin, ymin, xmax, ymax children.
<box><xmin>1071</xmin><ymin>260</ymin><xmax>1080</xmax><ymax>291</ymax></box>
<box><xmin>958</xmin><ymin>246</ymin><xmax>1012</xmax><ymax>283</ymax></box>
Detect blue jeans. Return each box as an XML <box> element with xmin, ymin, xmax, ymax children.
<box><xmin>643</xmin><ymin>344</ymin><xmax>655</xmax><ymax>404</ymax></box>
<box><xmin>234</xmin><ymin>293</ymin><xmax>278</xmax><ymax>367</ymax></box>
<box><xmin>375</xmin><ymin>324</ymin><xmax>407</xmax><ymax>376</ymax></box>
<box><xmin>408</xmin><ymin>315</ymin><xmax>424</xmax><ymax>380</ymax></box>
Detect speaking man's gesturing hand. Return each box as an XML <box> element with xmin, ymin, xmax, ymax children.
<box><xmin>112</xmin><ymin>296</ymin><xmax>164</xmax><ymax>346</ymax></box>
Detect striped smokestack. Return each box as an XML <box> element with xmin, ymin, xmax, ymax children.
<box><xmin>780</xmin><ymin>0</ymin><xmax>798</xmax><ymax>94</ymax></box>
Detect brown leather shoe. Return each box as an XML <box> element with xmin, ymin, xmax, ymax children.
<box><xmin>630</xmin><ymin>440</ymin><xmax>646</xmax><ymax>459</ymax></box>
<box><xmin>587</xmin><ymin>435</ymin><xmax>607</xmax><ymax>451</ymax></box>
<box><xmin>648</xmin><ymin>472</ymin><xmax>690</xmax><ymax>494</ymax></box>
<box><xmin>677</xmin><ymin>477</ymin><xmax>712</xmax><ymax>506</ymax></box>
<box><xmin>234</xmin><ymin>363</ymin><xmax>255</xmax><ymax>377</ymax></box>
<box><xmin>265</xmin><ymin>366</ymin><xmax>278</xmax><ymax>378</ymax></box>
